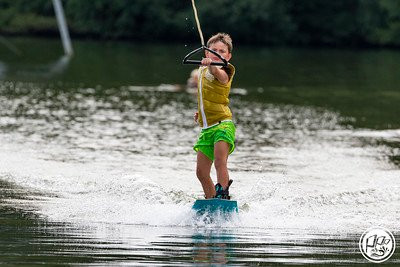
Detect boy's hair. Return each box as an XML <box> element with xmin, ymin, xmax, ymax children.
<box><xmin>207</xmin><ymin>33</ymin><xmax>233</xmax><ymax>53</ymax></box>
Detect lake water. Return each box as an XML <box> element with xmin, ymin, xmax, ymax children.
<box><xmin>0</xmin><ymin>37</ymin><xmax>399</xmax><ymax>265</ymax></box>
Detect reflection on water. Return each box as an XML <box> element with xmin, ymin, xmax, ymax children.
<box><xmin>0</xmin><ymin>61</ymin><xmax>6</xmax><ymax>79</ymax></box>
<box><xmin>0</xmin><ymin>38</ymin><xmax>399</xmax><ymax>265</ymax></box>
<box><xmin>16</xmin><ymin>55</ymin><xmax>72</xmax><ymax>78</ymax></box>
<box><xmin>0</xmin><ymin>81</ymin><xmax>399</xmax><ymax>264</ymax></box>
<box><xmin>0</xmin><ymin>200</ymin><xmax>378</xmax><ymax>266</ymax></box>
<box><xmin>1</xmin><ymin>37</ymin><xmax>400</xmax><ymax>129</ymax></box>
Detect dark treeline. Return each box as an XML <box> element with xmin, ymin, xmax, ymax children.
<box><xmin>1</xmin><ymin>0</ymin><xmax>400</xmax><ymax>47</ymax></box>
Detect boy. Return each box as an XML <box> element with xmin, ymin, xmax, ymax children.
<box><xmin>193</xmin><ymin>33</ymin><xmax>236</xmax><ymax>199</ymax></box>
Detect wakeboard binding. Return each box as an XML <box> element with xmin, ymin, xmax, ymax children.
<box><xmin>215</xmin><ymin>179</ymin><xmax>233</xmax><ymax>200</ymax></box>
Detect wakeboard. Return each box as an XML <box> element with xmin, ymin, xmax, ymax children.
<box><xmin>192</xmin><ymin>198</ymin><xmax>238</xmax><ymax>214</ymax></box>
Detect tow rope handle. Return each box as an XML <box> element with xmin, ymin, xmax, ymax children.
<box><xmin>183</xmin><ymin>46</ymin><xmax>228</xmax><ymax>67</ymax></box>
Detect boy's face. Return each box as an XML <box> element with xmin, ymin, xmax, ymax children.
<box><xmin>206</xmin><ymin>41</ymin><xmax>232</xmax><ymax>62</ymax></box>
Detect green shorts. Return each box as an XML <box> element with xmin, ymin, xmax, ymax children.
<box><xmin>193</xmin><ymin>121</ymin><xmax>236</xmax><ymax>161</ymax></box>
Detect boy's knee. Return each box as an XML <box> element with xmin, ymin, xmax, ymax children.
<box><xmin>196</xmin><ymin>166</ymin><xmax>207</xmax><ymax>179</ymax></box>
<box><xmin>214</xmin><ymin>157</ymin><xmax>227</xmax><ymax>170</ymax></box>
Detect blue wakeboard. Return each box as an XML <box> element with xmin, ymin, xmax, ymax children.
<box><xmin>192</xmin><ymin>198</ymin><xmax>238</xmax><ymax>214</ymax></box>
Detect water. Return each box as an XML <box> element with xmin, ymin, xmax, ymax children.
<box><xmin>0</xmin><ymin>37</ymin><xmax>399</xmax><ymax>265</ymax></box>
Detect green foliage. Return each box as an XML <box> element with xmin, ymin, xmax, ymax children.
<box><xmin>197</xmin><ymin>0</ymin><xmax>295</xmax><ymax>45</ymax></box>
<box><xmin>5</xmin><ymin>13</ymin><xmax>57</xmax><ymax>34</ymax></box>
<box><xmin>0</xmin><ymin>0</ymin><xmax>16</xmax><ymax>27</ymax></box>
<box><xmin>0</xmin><ymin>0</ymin><xmax>55</xmax><ymax>34</ymax></box>
<box><xmin>374</xmin><ymin>0</ymin><xmax>400</xmax><ymax>45</ymax></box>
<box><xmin>1</xmin><ymin>0</ymin><xmax>400</xmax><ymax>47</ymax></box>
<box><xmin>287</xmin><ymin>0</ymin><xmax>362</xmax><ymax>45</ymax></box>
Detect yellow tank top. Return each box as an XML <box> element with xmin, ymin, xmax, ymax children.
<box><xmin>197</xmin><ymin>63</ymin><xmax>235</xmax><ymax>128</ymax></box>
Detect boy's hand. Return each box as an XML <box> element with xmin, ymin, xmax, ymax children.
<box><xmin>201</xmin><ymin>57</ymin><xmax>229</xmax><ymax>84</ymax></box>
<box><xmin>201</xmin><ymin>58</ymin><xmax>212</xmax><ymax>66</ymax></box>
<box><xmin>194</xmin><ymin>112</ymin><xmax>199</xmax><ymax>123</ymax></box>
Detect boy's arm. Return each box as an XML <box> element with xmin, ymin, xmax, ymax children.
<box><xmin>201</xmin><ymin>58</ymin><xmax>230</xmax><ymax>85</ymax></box>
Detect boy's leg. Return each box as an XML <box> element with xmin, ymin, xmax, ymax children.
<box><xmin>196</xmin><ymin>151</ymin><xmax>215</xmax><ymax>198</ymax></box>
<box><xmin>214</xmin><ymin>141</ymin><xmax>230</xmax><ymax>189</ymax></box>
